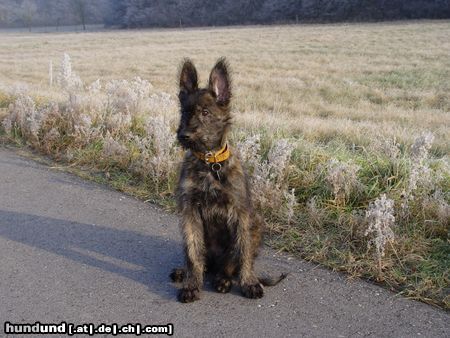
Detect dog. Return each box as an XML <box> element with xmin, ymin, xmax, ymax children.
<box><xmin>170</xmin><ymin>57</ymin><xmax>286</xmax><ymax>303</ymax></box>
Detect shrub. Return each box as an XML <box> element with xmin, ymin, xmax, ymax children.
<box><xmin>364</xmin><ymin>194</ymin><xmax>396</xmax><ymax>274</ymax></box>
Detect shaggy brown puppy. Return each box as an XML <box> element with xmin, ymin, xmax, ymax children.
<box><xmin>170</xmin><ymin>58</ymin><xmax>285</xmax><ymax>303</ymax></box>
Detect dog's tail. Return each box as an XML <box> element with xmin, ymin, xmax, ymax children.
<box><xmin>258</xmin><ymin>272</ymin><xmax>288</xmax><ymax>286</ymax></box>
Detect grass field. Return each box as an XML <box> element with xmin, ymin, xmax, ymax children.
<box><xmin>1</xmin><ymin>21</ymin><xmax>449</xmax><ymax>152</ymax></box>
<box><xmin>0</xmin><ymin>21</ymin><xmax>449</xmax><ymax>308</ymax></box>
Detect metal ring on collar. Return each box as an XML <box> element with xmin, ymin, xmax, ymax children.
<box><xmin>211</xmin><ymin>163</ymin><xmax>222</xmax><ymax>172</ymax></box>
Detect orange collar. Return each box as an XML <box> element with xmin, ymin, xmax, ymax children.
<box><xmin>193</xmin><ymin>143</ymin><xmax>230</xmax><ymax>163</ymax></box>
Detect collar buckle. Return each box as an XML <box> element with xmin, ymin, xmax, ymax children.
<box><xmin>204</xmin><ymin>151</ymin><xmax>214</xmax><ymax>164</ymax></box>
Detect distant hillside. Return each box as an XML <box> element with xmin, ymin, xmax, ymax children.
<box><xmin>0</xmin><ymin>0</ymin><xmax>111</xmax><ymax>29</ymax></box>
<box><xmin>113</xmin><ymin>0</ymin><xmax>450</xmax><ymax>28</ymax></box>
<box><xmin>0</xmin><ymin>0</ymin><xmax>449</xmax><ymax>30</ymax></box>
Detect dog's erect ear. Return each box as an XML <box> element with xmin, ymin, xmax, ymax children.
<box><xmin>209</xmin><ymin>57</ymin><xmax>231</xmax><ymax>105</ymax></box>
<box><xmin>179</xmin><ymin>58</ymin><xmax>198</xmax><ymax>95</ymax></box>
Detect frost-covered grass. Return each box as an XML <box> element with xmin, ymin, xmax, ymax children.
<box><xmin>0</xmin><ymin>22</ymin><xmax>449</xmax><ymax>309</ymax></box>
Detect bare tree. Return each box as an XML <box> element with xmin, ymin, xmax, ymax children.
<box><xmin>21</xmin><ymin>0</ymin><xmax>37</xmax><ymax>32</ymax></box>
<box><xmin>0</xmin><ymin>7</ymin><xmax>8</xmax><ymax>27</ymax></box>
<box><xmin>73</xmin><ymin>0</ymin><xmax>88</xmax><ymax>30</ymax></box>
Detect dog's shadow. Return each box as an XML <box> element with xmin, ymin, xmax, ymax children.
<box><xmin>0</xmin><ymin>210</ymin><xmax>183</xmax><ymax>301</ymax></box>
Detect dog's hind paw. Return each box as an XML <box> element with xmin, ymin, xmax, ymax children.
<box><xmin>169</xmin><ymin>268</ymin><xmax>185</xmax><ymax>283</ymax></box>
<box><xmin>241</xmin><ymin>283</ymin><xmax>264</xmax><ymax>299</ymax></box>
<box><xmin>178</xmin><ymin>287</ymin><xmax>200</xmax><ymax>303</ymax></box>
<box><xmin>214</xmin><ymin>277</ymin><xmax>232</xmax><ymax>293</ymax></box>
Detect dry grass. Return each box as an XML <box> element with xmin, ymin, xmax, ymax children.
<box><xmin>0</xmin><ymin>21</ymin><xmax>449</xmax><ymax>309</ymax></box>
<box><xmin>0</xmin><ymin>21</ymin><xmax>449</xmax><ymax>152</ymax></box>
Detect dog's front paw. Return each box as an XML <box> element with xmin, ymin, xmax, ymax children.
<box><xmin>214</xmin><ymin>277</ymin><xmax>232</xmax><ymax>293</ymax></box>
<box><xmin>178</xmin><ymin>287</ymin><xmax>200</xmax><ymax>303</ymax></box>
<box><xmin>241</xmin><ymin>283</ymin><xmax>264</xmax><ymax>299</ymax></box>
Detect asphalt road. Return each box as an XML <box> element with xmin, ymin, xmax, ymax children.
<box><xmin>0</xmin><ymin>147</ymin><xmax>448</xmax><ymax>337</ymax></box>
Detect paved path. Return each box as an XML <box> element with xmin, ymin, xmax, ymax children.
<box><xmin>0</xmin><ymin>147</ymin><xmax>448</xmax><ymax>337</ymax></box>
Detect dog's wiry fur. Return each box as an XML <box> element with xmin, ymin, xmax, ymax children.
<box><xmin>171</xmin><ymin>58</ymin><xmax>285</xmax><ymax>303</ymax></box>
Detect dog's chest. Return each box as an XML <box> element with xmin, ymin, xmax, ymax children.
<box><xmin>191</xmin><ymin>172</ymin><xmax>230</xmax><ymax>209</ymax></box>
<box><xmin>193</xmin><ymin>175</ymin><xmax>234</xmax><ymax>251</ymax></box>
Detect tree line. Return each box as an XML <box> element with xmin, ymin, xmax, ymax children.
<box><xmin>0</xmin><ymin>0</ymin><xmax>111</xmax><ymax>30</ymax></box>
<box><xmin>111</xmin><ymin>0</ymin><xmax>450</xmax><ymax>28</ymax></box>
<box><xmin>0</xmin><ymin>0</ymin><xmax>449</xmax><ymax>30</ymax></box>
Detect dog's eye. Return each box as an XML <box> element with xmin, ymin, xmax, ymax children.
<box><xmin>202</xmin><ymin>109</ymin><xmax>209</xmax><ymax>116</ymax></box>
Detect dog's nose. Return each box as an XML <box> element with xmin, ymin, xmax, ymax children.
<box><xmin>179</xmin><ymin>134</ymin><xmax>190</xmax><ymax>141</ymax></box>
